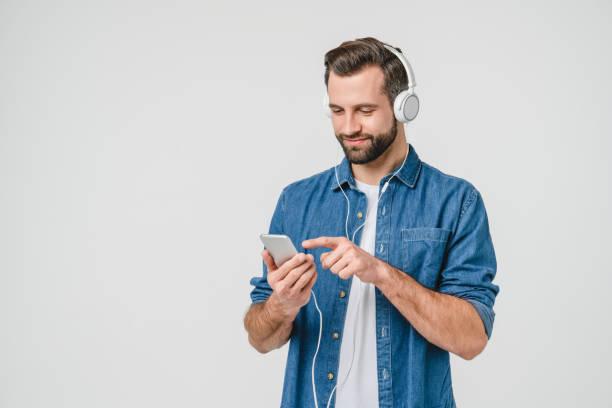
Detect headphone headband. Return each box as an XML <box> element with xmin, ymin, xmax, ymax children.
<box><xmin>382</xmin><ymin>44</ymin><xmax>417</xmax><ymax>91</ymax></box>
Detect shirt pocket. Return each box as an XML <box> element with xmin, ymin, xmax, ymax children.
<box><xmin>401</xmin><ymin>227</ymin><xmax>452</xmax><ymax>289</ymax></box>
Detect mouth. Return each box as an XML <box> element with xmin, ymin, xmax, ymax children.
<box><xmin>344</xmin><ymin>138</ymin><xmax>369</xmax><ymax>146</ymax></box>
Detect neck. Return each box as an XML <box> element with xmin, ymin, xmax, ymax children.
<box><xmin>351</xmin><ymin>125</ymin><xmax>408</xmax><ymax>186</ymax></box>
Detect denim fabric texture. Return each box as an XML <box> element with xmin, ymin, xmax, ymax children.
<box><xmin>249</xmin><ymin>143</ymin><xmax>499</xmax><ymax>408</ymax></box>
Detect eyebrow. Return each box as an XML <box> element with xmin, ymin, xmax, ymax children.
<box><xmin>328</xmin><ymin>103</ymin><xmax>379</xmax><ymax>109</ymax></box>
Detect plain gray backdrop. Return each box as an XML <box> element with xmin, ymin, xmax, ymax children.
<box><xmin>1</xmin><ymin>0</ymin><xmax>611</xmax><ymax>406</ymax></box>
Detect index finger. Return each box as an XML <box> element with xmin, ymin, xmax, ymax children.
<box><xmin>301</xmin><ymin>236</ymin><xmax>344</xmax><ymax>249</ymax></box>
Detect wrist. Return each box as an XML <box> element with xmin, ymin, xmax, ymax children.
<box><xmin>266</xmin><ymin>292</ymin><xmax>298</xmax><ymax>324</ymax></box>
<box><xmin>374</xmin><ymin>260</ymin><xmax>399</xmax><ymax>294</ymax></box>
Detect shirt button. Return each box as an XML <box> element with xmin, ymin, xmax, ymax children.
<box><xmin>382</xmin><ymin>206</ymin><xmax>386</xmax><ymax>215</ymax></box>
<box><xmin>378</xmin><ymin>243</ymin><xmax>384</xmax><ymax>253</ymax></box>
<box><xmin>339</xmin><ymin>291</ymin><xmax>346</xmax><ymax>298</ymax></box>
<box><xmin>333</xmin><ymin>332</ymin><xmax>339</xmax><ymax>339</ymax></box>
<box><xmin>357</xmin><ymin>212</ymin><xmax>363</xmax><ymax>219</ymax></box>
<box><xmin>328</xmin><ymin>373</ymin><xmax>334</xmax><ymax>380</ymax></box>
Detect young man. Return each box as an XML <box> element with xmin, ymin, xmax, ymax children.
<box><xmin>244</xmin><ymin>37</ymin><xmax>499</xmax><ymax>408</ymax></box>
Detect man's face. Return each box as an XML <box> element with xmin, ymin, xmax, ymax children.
<box><xmin>327</xmin><ymin>65</ymin><xmax>397</xmax><ymax>165</ymax></box>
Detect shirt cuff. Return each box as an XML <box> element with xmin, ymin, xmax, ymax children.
<box><xmin>465</xmin><ymin>298</ymin><xmax>495</xmax><ymax>339</ymax></box>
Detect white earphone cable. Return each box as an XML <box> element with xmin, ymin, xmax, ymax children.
<box><xmin>311</xmin><ymin>290</ymin><xmax>323</xmax><ymax>408</ymax></box>
<box><xmin>311</xmin><ymin>143</ymin><xmax>410</xmax><ymax>407</ymax></box>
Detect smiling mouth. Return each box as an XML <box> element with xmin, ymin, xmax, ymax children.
<box><xmin>345</xmin><ymin>138</ymin><xmax>369</xmax><ymax>145</ymax></box>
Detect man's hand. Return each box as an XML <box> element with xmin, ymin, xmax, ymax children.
<box><xmin>262</xmin><ymin>250</ymin><xmax>317</xmax><ymax>320</ymax></box>
<box><xmin>302</xmin><ymin>236</ymin><xmax>385</xmax><ymax>285</ymax></box>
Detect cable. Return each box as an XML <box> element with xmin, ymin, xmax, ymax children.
<box><xmin>310</xmin><ymin>144</ymin><xmax>410</xmax><ymax>407</ymax></box>
<box><xmin>311</xmin><ymin>290</ymin><xmax>323</xmax><ymax>408</ymax></box>
<box><xmin>348</xmin><ymin>145</ymin><xmax>409</xmax><ymax>242</ymax></box>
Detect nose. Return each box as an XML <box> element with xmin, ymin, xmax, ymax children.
<box><xmin>337</xmin><ymin>111</ymin><xmax>362</xmax><ymax>137</ymax></box>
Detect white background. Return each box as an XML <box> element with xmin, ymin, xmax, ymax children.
<box><xmin>1</xmin><ymin>0</ymin><xmax>611</xmax><ymax>406</ymax></box>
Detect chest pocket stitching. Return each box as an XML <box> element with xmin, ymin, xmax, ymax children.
<box><xmin>401</xmin><ymin>227</ymin><xmax>452</xmax><ymax>243</ymax></box>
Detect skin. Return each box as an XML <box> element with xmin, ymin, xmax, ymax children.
<box><xmin>244</xmin><ymin>251</ymin><xmax>317</xmax><ymax>354</ymax></box>
<box><xmin>244</xmin><ymin>65</ymin><xmax>488</xmax><ymax>360</ymax></box>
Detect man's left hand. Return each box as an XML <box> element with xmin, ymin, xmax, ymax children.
<box><xmin>302</xmin><ymin>236</ymin><xmax>386</xmax><ymax>285</ymax></box>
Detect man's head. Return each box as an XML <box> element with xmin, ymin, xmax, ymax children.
<box><xmin>324</xmin><ymin>37</ymin><xmax>408</xmax><ymax>165</ymax></box>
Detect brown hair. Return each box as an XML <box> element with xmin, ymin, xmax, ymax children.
<box><xmin>324</xmin><ymin>37</ymin><xmax>409</xmax><ymax>108</ymax></box>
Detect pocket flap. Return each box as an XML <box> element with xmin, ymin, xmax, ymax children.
<box><xmin>402</xmin><ymin>227</ymin><xmax>451</xmax><ymax>242</ymax></box>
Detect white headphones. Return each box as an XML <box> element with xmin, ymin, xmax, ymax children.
<box><xmin>323</xmin><ymin>43</ymin><xmax>419</xmax><ymax>123</ymax></box>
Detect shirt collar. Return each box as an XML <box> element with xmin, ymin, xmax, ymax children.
<box><xmin>331</xmin><ymin>143</ymin><xmax>422</xmax><ymax>191</ymax></box>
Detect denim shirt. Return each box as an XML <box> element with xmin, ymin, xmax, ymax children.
<box><xmin>249</xmin><ymin>144</ymin><xmax>499</xmax><ymax>408</ymax></box>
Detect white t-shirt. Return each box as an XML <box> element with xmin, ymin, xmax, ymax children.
<box><xmin>335</xmin><ymin>179</ymin><xmax>380</xmax><ymax>408</ymax></box>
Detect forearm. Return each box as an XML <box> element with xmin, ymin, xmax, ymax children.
<box><xmin>376</xmin><ymin>262</ymin><xmax>487</xmax><ymax>360</ymax></box>
<box><xmin>243</xmin><ymin>294</ymin><xmax>295</xmax><ymax>354</ymax></box>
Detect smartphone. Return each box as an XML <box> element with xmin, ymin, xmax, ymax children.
<box><xmin>259</xmin><ymin>234</ymin><xmax>298</xmax><ymax>267</ymax></box>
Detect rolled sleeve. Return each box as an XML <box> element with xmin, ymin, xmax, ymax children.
<box><xmin>249</xmin><ymin>188</ymin><xmax>287</xmax><ymax>305</ymax></box>
<box><xmin>439</xmin><ymin>187</ymin><xmax>500</xmax><ymax>339</ymax></box>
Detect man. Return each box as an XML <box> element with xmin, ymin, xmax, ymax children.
<box><xmin>244</xmin><ymin>37</ymin><xmax>499</xmax><ymax>408</ymax></box>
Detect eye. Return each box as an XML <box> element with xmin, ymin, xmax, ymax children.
<box><xmin>360</xmin><ymin>109</ymin><xmax>373</xmax><ymax>114</ymax></box>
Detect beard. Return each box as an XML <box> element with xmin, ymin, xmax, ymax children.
<box><xmin>335</xmin><ymin>119</ymin><xmax>398</xmax><ymax>165</ymax></box>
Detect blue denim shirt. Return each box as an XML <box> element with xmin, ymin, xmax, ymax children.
<box><xmin>249</xmin><ymin>144</ymin><xmax>499</xmax><ymax>408</ymax></box>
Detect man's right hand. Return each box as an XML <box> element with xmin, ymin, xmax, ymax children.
<box><xmin>262</xmin><ymin>250</ymin><xmax>318</xmax><ymax>320</ymax></box>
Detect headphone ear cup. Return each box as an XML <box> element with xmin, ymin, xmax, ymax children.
<box><xmin>393</xmin><ymin>90</ymin><xmax>420</xmax><ymax>123</ymax></box>
<box><xmin>323</xmin><ymin>93</ymin><xmax>331</xmax><ymax>118</ymax></box>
